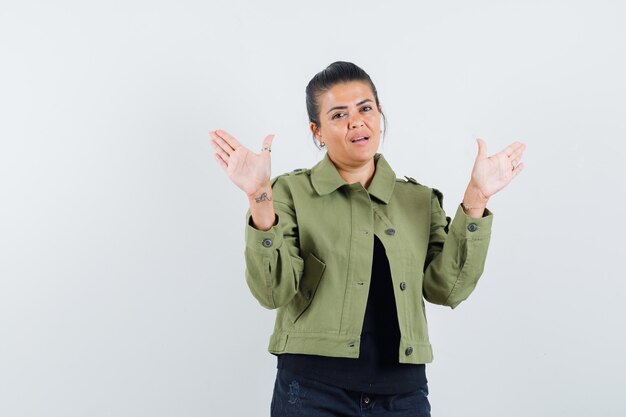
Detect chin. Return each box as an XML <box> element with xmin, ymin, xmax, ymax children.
<box><xmin>349</xmin><ymin>148</ymin><xmax>378</xmax><ymax>163</ymax></box>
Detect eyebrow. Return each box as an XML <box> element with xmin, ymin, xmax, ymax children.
<box><xmin>326</xmin><ymin>99</ymin><xmax>373</xmax><ymax>114</ymax></box>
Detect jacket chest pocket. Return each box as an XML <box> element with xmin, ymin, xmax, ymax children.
<box><xmin>288</xmin><ymin>252</ymin><xmax>326</xmax><ymax>323</ymax></box>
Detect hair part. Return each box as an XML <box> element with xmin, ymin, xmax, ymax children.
<box><xmin>305</xmin><ymin>61</ymin><xmax>387</xmax><ymax>149</ymax></box>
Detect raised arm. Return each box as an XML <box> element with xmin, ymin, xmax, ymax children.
<box><xmin>210</xmin><ymin>129</ymin><xmax>277</xmax><ymax>230</ymax></box>
<box><xmin>210</xmin><ymin>129</ymin><xmax>303</xmax><ymax>309</ymax></box>
<box><xmin>423</xmin><ymin>138</ymin><xmax>526</xmax><ymax>308</ymax></box>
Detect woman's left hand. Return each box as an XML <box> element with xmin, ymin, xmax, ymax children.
<box><xmin>470</xmin><ymin>138</ymin><xmax>526</xmax><ymax>199</ymax></box>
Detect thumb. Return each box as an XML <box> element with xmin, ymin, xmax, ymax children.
<box><xmin>476</xmin><ymin>138</ymin><xmax>487</xmax><ymax>158</ymax></box>
<box><xmin>261</xmin><ymin>134</ymin><xmax>275</xmax><ymax>151</ymax></box>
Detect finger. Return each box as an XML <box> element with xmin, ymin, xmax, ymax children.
<box><xmin>209</xmin><ymin>130</ymin><xmax>226</xmax><ymax>145</ymax></box>
<box><xmin>210</xmin><ymin>131</ymin><xmax>235</xmax><ymax>154</ymax></box>
<box><xmin>261</xmin><ymin>134</ymin><xmax>275</xmax><ymax>152</ymax></box>
<box><xmin>507</xmin><ymin>143</ymin><xmax>526</xmax><ymax>161</ymax></box>
<box><xmin>502</xmin><ymin>141</ymin><xmax>523</xmax><ymax>157</ymax></box>
<box><xmin>476</xmin><ymin>138</ymin><xmax>487</xmax><ymax>158</ymax></box>
<box><xmin>215</xmin><ymin>129</ymin><xmax>242</xmax><ymax>150</ymax></box>
<box><xmin>211</xmin><ymin>141</ymin><xmax>231</xmax><ymax>161</ymax></box>
<box><xmin>212</xmin><ymin>136</ymin><xmax>234</xmax><ymax>156</ymax></box>
<box><xmin>512</xmin><ymin>162</ymin><xmax>525</xmax><ymax>176</ymax></box>
<box><xmin>214</xmin><ymin>153</ymin><xmax>228</xmax><ymax>171</ymax></box>
<box><xmin>210</xmin><ymin>138</ymin><xmax>229</xmax><ymax>156</ymax></box>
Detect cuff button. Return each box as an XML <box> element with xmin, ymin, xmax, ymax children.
<box><xmin>262</xmin><ymin>238</ymin><xmax>273</xmax><ymax>247</ymax></box>
<box><xmin>467</xmin><ymin>223</ymin><xmax>478</xmax><ymax>232</ymax></box>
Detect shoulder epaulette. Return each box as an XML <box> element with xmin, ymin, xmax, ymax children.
<box><xmin>288</xmin><ymin>168</ymin><xmax>307</xmax><ymax>175</ymax></box>
<box><xmin>403</xmin><ymin>176</ymin><xmax>420</xmax><ymax>184</ymax></box>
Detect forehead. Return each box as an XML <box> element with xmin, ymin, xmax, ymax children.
<box><xmin>318</xmin><ymin>81</ymin><xmax>375</xmax><ymax>110</ymax></box>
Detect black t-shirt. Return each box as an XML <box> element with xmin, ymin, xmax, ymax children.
<box><xmin>277</xmin><ymin>235</ymin><xmax>427</xmax><ymax>395</ymax></box>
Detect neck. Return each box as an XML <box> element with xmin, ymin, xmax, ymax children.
<box><xmin>330</xmin><ymin>155</ymin><xmax>376</xmax><ymax>189</ymax></box>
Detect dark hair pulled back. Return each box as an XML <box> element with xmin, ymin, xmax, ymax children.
<box><xmin>305</xmin><ymin>61</ymin><xmax>387</xmax><ymax>149</ymax></box>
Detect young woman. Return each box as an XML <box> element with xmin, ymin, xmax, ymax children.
<box><xmin>210</xmin><ymin>61</ymin><xmax>525</xmax><ymax>416</ymax></box>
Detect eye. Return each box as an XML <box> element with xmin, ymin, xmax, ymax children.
<box><xmin>361</xmin><ymin>105</ymin><xmax>372</xmax><ymax>112</ymax></box>
<box><xmin>332</xmin><ymin>112</ymin><xmax>346</xmax><ymax>120</ymax></box>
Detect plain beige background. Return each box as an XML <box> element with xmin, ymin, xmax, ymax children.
<box><xmin>1</xmin><ymin>0</ymin><xmax>625</xmax><ymax>416</ymax></box>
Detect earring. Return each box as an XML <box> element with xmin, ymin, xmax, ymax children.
<box><xmin>318</xmin><ymin>137</ymin><xmax>326</xmax><ymax>147</ymax></box>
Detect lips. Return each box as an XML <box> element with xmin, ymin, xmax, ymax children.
<box><xmin>350</xmin><ymin>135</ymin><xmax>369</xmax><ymax>143</ymax></box>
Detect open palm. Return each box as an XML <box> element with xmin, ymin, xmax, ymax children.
<box><xmin>471</xmin><ymin>139</ymin><xmax>526</xmax><ymax>198</ymax></box>
<box><xmin>210</xmin><ymin>130</ymin><xmax>275</xmax><ymax>197</ymax></box>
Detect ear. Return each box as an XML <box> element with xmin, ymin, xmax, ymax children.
<box><xmin>378</xmin><ymin>104</ymin><xmax>383</xmax><ymax>113</ymax></box>
<box><xmin>309</xmin><ymin>122</ymin><xmax>320</xmax><ymax>139</ymax></box>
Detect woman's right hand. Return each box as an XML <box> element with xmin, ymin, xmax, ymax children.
<box><xmin>210</xmin><ymin>130</ymin><xmax>275</xmax><ymax>198</ymax></box>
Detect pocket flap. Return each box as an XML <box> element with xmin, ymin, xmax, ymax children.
<box><xmin>288</xmin><ymin>252</ymin><xmax>326</xmax><ymax>323</ymax></box>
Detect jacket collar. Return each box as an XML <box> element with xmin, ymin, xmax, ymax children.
<box><xmin>310</xmin><ymin>153</ymin><xmax>396</xmax><ymax>204</ymax></box>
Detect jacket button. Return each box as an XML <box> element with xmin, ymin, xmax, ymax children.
<box><xmin>405</xmin><ymin>346</ymin><xmax>413</xmax><ymax>356</ymax></box>
<box><xmin>385</xmin><ymin>228</ymin><xmax>396</xmax><ymax>235</ymax></box>
<box><xmin>400</xmin><ymin>282</ymin><xmax>407</xmax><ymax>291</ymax></box>
<box><xmin>262</xmin><ymin>238</ymin><xmax>273</xmax><ymax>247</ymax></box>
<box><xmin>467</xmin><ymin>223</ymin><xmax>478</xmax><ymax>232</ymax></box>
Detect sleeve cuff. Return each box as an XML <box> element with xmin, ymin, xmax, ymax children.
<box><xmin>245</xmin><ymin>211</ymin><xmax>284</xmax><ymax>253</ymax></box>
<box><xmin>448</xmin><ymin>204</ymin><xmax>493</xmax><ymax>239</ymax></box>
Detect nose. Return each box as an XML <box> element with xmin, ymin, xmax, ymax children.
<box><xmin>349</xmin><ymin>115</ymin><xmax>364</xmax><ymax>129</ymax></box>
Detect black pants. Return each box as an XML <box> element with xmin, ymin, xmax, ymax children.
<box><xmin>271</xmin><ymin>368</ymin><xmax>431</xmax><ymax>417</ymax></box>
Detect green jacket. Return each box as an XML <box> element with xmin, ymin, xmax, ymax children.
<box><xmin>244</xmin><ymin>153</ymin><xmax>493</xmax><ymax>364</ymax></box>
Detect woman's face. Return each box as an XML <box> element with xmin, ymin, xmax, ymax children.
<box><xmin>311</xmin><ymin>81</ymin><xmax>382</xmax><ymax>167</ymax></box>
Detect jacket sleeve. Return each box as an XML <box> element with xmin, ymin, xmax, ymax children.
<box><xmin>243</xmin><ymin>178</ymin><xmax>304</xmax><ymax>309</ymax></box>
<box><xmin>422</xmin><ymin>189</ymin><xmax>493</xmax><ymax>309</ymax></box>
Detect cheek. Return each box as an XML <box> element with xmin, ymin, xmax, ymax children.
<box><xmin>324</xmin><ymin>124</ymin><xmax>345</xmax><ymax>138</ymax></box>
<box><xmin>366</xmin><ymin>116</ymin><xmax>381</xmax><ymax>132</ymax></box>
<box><xmin>365</xmin><ymin>112</ymin><xmax>381</xmax><ymax>123</ymax></box>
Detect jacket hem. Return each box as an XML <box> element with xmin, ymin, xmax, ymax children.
<box><xmin>269</xmin><ymin>332</ymin><xmax>434</xmax><ymax>364</ymax></box>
